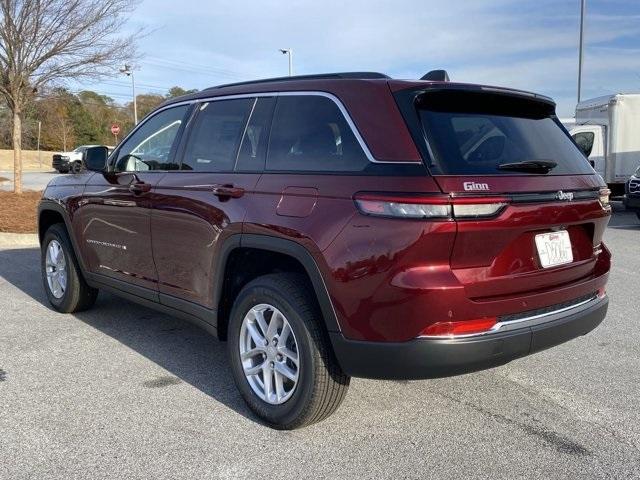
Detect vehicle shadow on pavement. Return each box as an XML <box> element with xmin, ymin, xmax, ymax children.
<box><xmin>0</xmin><ymin>247</ymin><xmax>257</xmax><ymax>424</ymax></box>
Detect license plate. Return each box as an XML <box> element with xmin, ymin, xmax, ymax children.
<box><xmin>535</xmin><ymin>231</ymin><xmax>573</xmax><ymax>268</ymax></box>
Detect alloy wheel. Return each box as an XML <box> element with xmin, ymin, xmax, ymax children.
<box><xmin>239</xmin><ymin>303</ymin><xmax>300</xmax><ymax>405</ymax></box>
<box><xmin>45</xmin><ymin>239</ymin><xmax>67</xmax><ymax>299</ymax></box>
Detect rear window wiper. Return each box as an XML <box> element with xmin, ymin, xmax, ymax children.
<box><xmin>497</xmin><ymin>160</ymin><xmax>558</xmax><ymax>173</ymax></box>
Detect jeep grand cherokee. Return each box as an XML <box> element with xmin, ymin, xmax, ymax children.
<box><xmin>38</xmin><ymin>71</ymin><xmax>611</xmax><ymax>429</ymax></box>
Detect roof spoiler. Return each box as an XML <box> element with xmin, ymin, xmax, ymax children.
<box><xmin>421</xmin><ymin>70</ymin><xmax>450</xmax><ymax>82</ymax></box>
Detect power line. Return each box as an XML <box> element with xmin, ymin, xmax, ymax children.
<box><xmin>79</xmin><ymin>79</ymin><xmax>176</xmax><ymax>93</ymax></box>
<box><xmin>36</xmin><ymin>94</ymin><xmax>132</xmax><ymax>110</ymax></box>
<box><xmin>141</xmin><ymin>58</ymin><xmax>244</xmax><ymax>80</ymax></box>
<box><xmin>145</xmin><ymin>55</ymin><xmax>244</xmax><ymax>77</ymax></box>
<box><xmin>89</xmin><ymin>80</ymin><xmax>167</xmax><ymax>94</ymax></box>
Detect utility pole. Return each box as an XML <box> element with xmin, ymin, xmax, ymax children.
<box><xmin>577</xmin><ymin>0</ymin><xmax>586</xmax><ymax>103</ymax></box>
<box><xmin>120</xmin><ymin>64</ymin><xmax>138</xmax><ymax>125</ymax></box>
<box><xmin>37</xmin><ymin>121</ymin><xmax>42</xmax><ymax>168</ymax></box>
<box><xmin>279</xmin><ymin>49</ymin><xmax>293</xmax><ymax>76</ymax></box>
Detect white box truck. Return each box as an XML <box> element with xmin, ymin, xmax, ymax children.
<box><xmin>569</xmin><ymin>93</ymin><xmax>640</xmax><ymax>196</ymax></box>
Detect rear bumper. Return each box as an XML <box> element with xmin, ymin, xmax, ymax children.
<box><xmin>330</xmin><ymin>295</ymin><xmax>608</xmax><ymax>380</ymax></box>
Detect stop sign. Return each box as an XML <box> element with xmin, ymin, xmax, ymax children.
<box><xmin>111</xmin><ymin>124</ymin><xmax>120</xmax><ymax>136</ymax></box>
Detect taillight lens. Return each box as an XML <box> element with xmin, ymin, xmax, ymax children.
<box><xmin>420</xmin><ymin>317</ymin><xmax>498</xmax><ymax>337</ymax></box>
<box><xmin>354</xmin><ymin>193</ymin><xmax>508</xmax><ymax>220</ymax></box>
<box><xmin>354</xmin><ymin>194</ymin><xmax>451</xmax><ymax>219</ymax></box>
<box><xmin>598</xmin><ymin>188</ymin><xmax>610</xmax><ymax>209</ymax></box>
<box><xmin>453</xmin><ymin>198</ymin><xmax>507</xmax><ymax>218</ymax></box>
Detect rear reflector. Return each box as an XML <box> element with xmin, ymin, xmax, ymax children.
<box><xmin>598</xmin><ymin>188</ymin><xmax>611</xmax><ymax>209</ymax></box>
<box><xmin>420</xmin><ymin>317</ymin><xmax>498</xmax><ymax>337</ymax></box>
<box><xmin>354</xmin><ymin>193</ymin><xmax>508</xmax><ymax>220</ymax></box>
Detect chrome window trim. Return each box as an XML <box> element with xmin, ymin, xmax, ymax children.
<box><xmin>419</xmin><ymin>294</ymin><xmax>602</xmax><ymax>339</ymax></box>
<box><xmin>117</xmin><ymin>91</ymin><xmax>419</xmax><ymax>166</ymax></box>
<box><xmin>275</xmin><ymin>91</ymin><xmax>381</xmax><ymax>164</ymax></box>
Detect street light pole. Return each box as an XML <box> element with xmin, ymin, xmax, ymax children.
<box><xmin>120</xmin><ymin>64</ymin><xmax>138</xmax><ymax>125</ymax></box>
<box><xmin>279</xmin><ymin>49</ymin><xmax>293</xmax><ymax>76</ymax></box>
<box><xmin>577</xmin><ymin>0</ymin><xmax>586</xmax><ymax>103</ymax></box>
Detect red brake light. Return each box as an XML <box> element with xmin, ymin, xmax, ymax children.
<box><xmin>354</xmin><ymin>193</ymin><xmax>508</xmax><ymax>220</ymax></box>
<box><xmin>420</xmin><ymin>317</ymin><xmax>498</xmax><ymax>337</ymax></box>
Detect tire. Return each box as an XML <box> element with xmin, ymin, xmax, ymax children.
<box><xmin>636</xmin><ymin>212</ymin><xmax>640</xmax><ymax>221</ymax></box>
<box><xmin>227</xmin><ymin>273</ymin><xmax>350</xmax><ymax>429</ymax></box>
<box><xmin>70</xmin><ymin>161</ymin><xmax>83</xmax><ymax>174</ymax></box>
<box><xmin>41</xmin><ymin>223</ymin><xmax>98</xmax><ymax>313</ymax></box>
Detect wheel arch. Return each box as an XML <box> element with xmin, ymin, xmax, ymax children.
<box><xmin>38</xmin><ymin>201</ymin><xmax>90</xmax><ymax>275</ymax></box>
<box><xmin>214</xmin><ymin>234</ymin><xmax>341</xmax><ymax>340</ymax></box>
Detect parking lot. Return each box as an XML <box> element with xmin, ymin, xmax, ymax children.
<box><xmin>0</xmin><ymin>206</ymin><xmax>639</xmax><ymax>480</ymax></box>
<box><xmin>0</xmin><ymin>171</ymin><xmax>60</xmax><ymax>192</ymax></box>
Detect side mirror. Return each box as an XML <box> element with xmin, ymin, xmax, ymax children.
<box><xmin>83</xmin><ymin>146</ymin><xmax>109</xmax><ymax>172</ymax></box>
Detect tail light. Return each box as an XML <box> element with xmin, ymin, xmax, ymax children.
<box><xmin>420</xmin><ymin>317</ymin><xmax>498</xmax><ymax>337</ymax></box>
<box><xmin>354</xmin><ymin>193</ymin><xmax>508</xmax><ymax>220</ymax></box>
<box><xmin>353</xmin><ymin>194</ymin><xmax>450</xmax><ymax>219</ymax></box>
<box><xmin>598</xmin><ymin>188</ymin><xmax>610</xmax><ymax>209</ymax></box>
<box><xmin>450</xmin><ymin>196</ymin><xmax>509</xmax><ymax>218</ymax></box>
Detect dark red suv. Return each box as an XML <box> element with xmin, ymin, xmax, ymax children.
<box><xmin>38</xmin><ymin>71</ymin><xmax>611</xmax><ymax>429</ymax></box>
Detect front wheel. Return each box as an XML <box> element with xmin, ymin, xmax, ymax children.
<box><xmin>41</xmin><ymin>223</ymin><xmax>98</xmax><ymax>313</ymax></box>
<box><xmin>227</xmin><ymin>273</ymin><xmax>350</xmax><ymax>429</ymax></box>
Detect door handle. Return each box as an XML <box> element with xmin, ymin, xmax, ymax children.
<box><xmin>211</xmin><ymin>184</ymin><xmax>244</xmax><ymax>199</ymax></box>
<box><xmin>129</xmin><ymin>182</ymin><xmax>152</xmax><ymax>194</ymax></box>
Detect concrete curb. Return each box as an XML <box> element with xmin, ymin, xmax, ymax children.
<box><xmin>0</xmin><ymin>232</ymin><xmax>39</xmax><ymax>247</ymax></box>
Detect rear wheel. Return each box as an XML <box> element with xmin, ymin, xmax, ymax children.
<box><xmin>636</xmin><ymin>212</ymin><xmax>640</xmax><ymax>221</ymax></box>
<box><xmin>41</xmin><ymin>223</ymin><xmax>98</xmax><ymax>313</ymax></box>
<box><xmin>227</xmin><ymin>273</ymin><xmax>350</xmax><ymax>429</ymax></box>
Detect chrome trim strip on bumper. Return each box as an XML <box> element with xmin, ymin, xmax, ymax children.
<box><xmin>419</xmin><ymin>294</ymin><xmax>602</xmax><ymax>339</ymax></box>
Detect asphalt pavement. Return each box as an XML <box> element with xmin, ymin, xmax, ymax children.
<box><xmin>0</xmin><ymin>207</ymin><xmax>639</xmax><ymax>479</ymax></box>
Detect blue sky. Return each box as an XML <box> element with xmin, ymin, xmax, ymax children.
<box><xmin>80</xmin><ymin>0</ymin><xmax>640</xmax><ymax>117</ymax></box>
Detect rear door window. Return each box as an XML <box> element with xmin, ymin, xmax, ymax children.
<box><xmin>266</xmin><ymin>95</ymin><xmax>369</xmax><ymax>172</ymax></box>
<box><xmin>400</xmin><ymin>89</ymin><xmax>594</xmax><ymax>175</ymax></box>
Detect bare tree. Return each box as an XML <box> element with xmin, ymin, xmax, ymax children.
<box><xmin>0</xmin><ymin>0</ymin><xmax>139</xmax><ymax>193</ymax></box>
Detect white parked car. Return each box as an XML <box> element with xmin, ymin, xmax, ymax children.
<box><xmin>52</xmin><ymin>145</ymin><xmax>114</xmax><ymax>173</ymax></box>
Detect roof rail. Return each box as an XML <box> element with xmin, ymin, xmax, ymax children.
<box><xmin>205</xmin><ymin>72</ymin><xmax>390</xmax><ymax>90</ymax></box>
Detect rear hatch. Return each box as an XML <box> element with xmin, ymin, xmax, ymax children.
<box><xmin>393</xmin><ymin>85</ymin><xmax>611</xmax><ymax>302</ymax></box>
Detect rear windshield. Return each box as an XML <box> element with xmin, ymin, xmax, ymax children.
<box><xmin>405</xmin><ymin>89</ymin><xmax>593</xmax><ymax>175</ymax></box>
